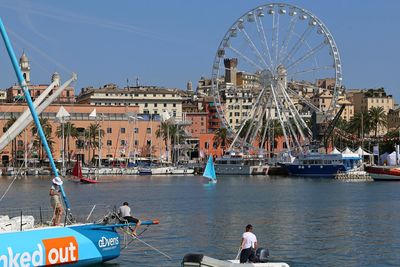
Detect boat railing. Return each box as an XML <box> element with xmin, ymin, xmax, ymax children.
<box><xmin>0</xmin><ymin>204</ymin><xmax>116</xmax><ymax>231</ymax></box>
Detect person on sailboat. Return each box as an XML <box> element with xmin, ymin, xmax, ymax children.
<box><xmin>49</xmin><ymin>177</ymin><xmax>63</xmax><ymax>226</ymax></box>
<box><xmin>239</xmin><ymin>224</ymin><xmax>257</xmax><ymax>263</ymax></box>
<box><xmin>118</xmin><ymin>202</ymin><xmax>141</xmax><ymax>235</ymax></box>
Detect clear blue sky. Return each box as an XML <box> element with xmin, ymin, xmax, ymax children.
<box><xmin>0</xmin><ymin>0</ymin><xmax>399</xmax><ymax>99</ymax></box>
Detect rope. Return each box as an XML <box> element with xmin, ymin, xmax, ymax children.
<box><xmin>0</xmin><ymin>140</ymin><xmax>36</xmax><ymax>203</ymax></box>
<box><xmin>121</xmin><ymin>228</ymin><xmax>172</xmax><ymax>260</ymax></box>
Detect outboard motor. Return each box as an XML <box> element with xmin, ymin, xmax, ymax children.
<box><xmin>255</xmin><ymin>247</ymin><xmax>269</xmax><ymax>263</ymax></box>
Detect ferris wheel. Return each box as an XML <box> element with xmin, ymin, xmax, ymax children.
<box><xmin>211</xmin><ymin>3</ymin><xmax>342</xmax><ymax>154</ymax></box>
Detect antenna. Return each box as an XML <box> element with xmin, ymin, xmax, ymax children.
<box><xmin>136</xmin><ymin>76</ymin><xmax>139</xmax><ymax>87</ymax></box>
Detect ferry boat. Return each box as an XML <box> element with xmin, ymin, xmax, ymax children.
<box><xmin>279</xmin><ymin>152</ymin><xmax>362</xmax><ymax>178</ymax></box>
<box><xmin>365</xmin><ymin>166</ymin><xmax>400</xmax><ymax>181</ymax></box>
<box><xmin>214</xmin><ymin>152</ymin><xmax>269</xmax><ymax>175</ymax></box>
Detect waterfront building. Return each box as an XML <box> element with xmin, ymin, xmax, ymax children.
<box><xmin>387</xmin><ymin>106</ymin><xmax>400</xmax><ymax>131</ymax></box>
<box><xmin>76</xmin><ymin>84</ymin><xmax>185</xmax><ymax>119</ymax></box>
<box><xmin>351</xmin><ymin>88</ymin><xmax>394</xmax><ymax>114</ymax></box>
<box><xmin>0</xmin><ymin>104</ymin><xmax>164</xmax><ymax>167</ymax></box>
<box><xmin>350</xmin><ymin>88</ymin><xmax>394</xmax><ymax>135</ymax></box>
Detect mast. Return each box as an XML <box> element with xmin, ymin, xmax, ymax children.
<box><xmin>0</xmin><ymin>18</ymin><xmax>71</xmax><ymax>211</ymax></box>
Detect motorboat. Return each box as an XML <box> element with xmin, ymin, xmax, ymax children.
<box><xmin>279</xmin><ymin>152</ymin><xmax>362</xmax><ymax>178</ymax></box>
<box><xmin>365</xmin><ymin>166</ymin><xmax>400</xmax><ymax>181</ymax></box>
<box><xmin>215</xmin><ymin>152</ymin><xmax>269</xmax><ymax>175</ymax></box>
<box><xmin>182</xmin><ymin>250</ymin><xmax>289</xmax><ymax>267</ymax></box>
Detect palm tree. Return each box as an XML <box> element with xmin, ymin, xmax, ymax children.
<box><xmin>213</xmin><ymin>127</ymin><xmax>232</xmax><ymax>153</ymax></box>
<box><xmin>56</xmin><ymin>122</ymin><xmax>78</xmax><ymax>163</ymax></box>
<box><xmin>347</xmin><ymin>111</ymin><xmax>371</xmax><ymax>138</ymax></box>
<box><xmin>84</xmin><ymin>123</ymin><xmax>104</xmax><ymax>163</ymax></box>
<box><xmin>31</xmin><ymin>117</ymin><xmax>53</xmax><ymax>162</ymax></box>
<box><xmin>368</xmin><ymin>106</ymin><xmax>387</xmax><ymax>137</ymax></box>
<box><xmin>156</xmin><ymin>122</ymin><xmax>186</xmax><ymax>162</ymax></box>
<box><xmin>3</xmin><ymin>116</ymin><xmax>17</xmax><ymax>166</ymax></box>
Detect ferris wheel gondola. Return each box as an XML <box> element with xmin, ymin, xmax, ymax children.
<box><xmin>211</xmin><ymin>3</ymin><xmax>342</xmax><ymax>155</ymax></box>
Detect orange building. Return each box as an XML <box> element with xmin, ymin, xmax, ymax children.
<box><xmin>0</xmin><ymin>104</ymin><xmax>165</xmax><ymax>166</ymax></box>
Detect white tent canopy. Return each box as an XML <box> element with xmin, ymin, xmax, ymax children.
<box><xmin>330</xmin><ymin>147</ymin><xmax>341</xmax><ymax>154</ymax></box>
<box><xmin>343</xmin><ymin>147</ymin><xmax>354</xmax><ymax>154</ymax></box>
<box><xmin>355</xmin><ymin>146</ymin><xmax>371</xmax><ymax>156</ymax></box>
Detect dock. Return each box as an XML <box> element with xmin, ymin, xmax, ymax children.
<box><xmin>335</xmin><ymin>171</ymin><xmax>373</xmax><ymax>182</ymax></box>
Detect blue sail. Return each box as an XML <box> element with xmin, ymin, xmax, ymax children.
<box><xmin>203</xmin><ymin>155</ymin><xmax>216</xmax><ymax>181</ymax></box>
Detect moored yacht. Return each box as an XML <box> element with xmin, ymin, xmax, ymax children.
<box><xmin>214</xmin><ymin>152</ymin><xmax>269</xmax><ymax>175</ymax></box>
<box><xmin>279</xmin><ymin>152</ymin><xmax>362</xmax><ymax>178</ymax></box>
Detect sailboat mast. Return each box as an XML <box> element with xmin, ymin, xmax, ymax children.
<box><xmin>0</xmin><ymin>18</ymin><xmax>71</xmax><ymax>211</ymax></box>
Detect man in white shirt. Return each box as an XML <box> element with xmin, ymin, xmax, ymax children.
<box><xmin>240</xmin><ymin>224</ymin><xmax>257</xmax><ymax>263</ymax></box>
<box><xmin>118</xmin><ymin>202</ymin><xmax>141</xmax><ymax>235</ymax></box>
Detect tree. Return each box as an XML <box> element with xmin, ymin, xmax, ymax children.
<box><xmin>84</xmin><ymin>123</ymin><xmax>104</xmax><ymax>164</ymax></box>
<box><xmin>56</xmin><ymin>122</ymin><xmax>78</xmax><ymax>163</ymax></box>
<box><xmin>347</xmin><ymin>111</ymin><xmax>371</xmax><ymax>138</ymax></box>
<box><xmin>156</xmin><ymin>122</ymin><xmax>186</xmax><ymax>162</ymax></box>
<box><xmin>213</xmin><ymin>127</ymin><xmax>232</xmax><ymax>153</ymax></box>
<box><xmin>31</xmin><ymin>117</ymin><xmax>53</xmax><ymax>162</ymax></box>
<box><xmin>368</xmin><ymin>106</ymin><xmax>387</xmax><ymax>137</ymax></box>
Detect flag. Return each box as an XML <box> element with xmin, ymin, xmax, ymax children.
<box><xmin>373</xmin><ymin>145</ymin><xmax>379</xmax><ymax>155</ymax></box>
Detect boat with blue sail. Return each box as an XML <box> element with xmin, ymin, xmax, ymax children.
<box><xmin>0</xmin><ymin>18</ymin><xmax>159</xmax><ymax>266</ymax></box>
<box><xmin>203</xmin><ymin>155</ymin><xmax>217</xmax><ymax>183</ymax></box>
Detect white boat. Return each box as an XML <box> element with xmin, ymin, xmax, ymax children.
<box><xmin>172</xmin><ymin>166</ymin><xmax>195</xmax><ymax>174</ymax></box>
<box><xmin>215</xmin><ymin>152</ymin><xmax>269</xmax><ymax>175</ymax></box>
<box><xmin>182</xmin><ymin>253</ymin><xmax>289</xmax><ymax>267</ymax></box>
<box><xmin>150</xmin><ymin>166</ymin><xmax>174</xmax><ymax>175</ymax></box>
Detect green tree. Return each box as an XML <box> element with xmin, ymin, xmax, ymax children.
<box><xmin>31</xmin><ymin>117</ymin><xmax>53</xmax><ymax>161</ymax></box>
<box><xmin>84</xmin><ymin>123</ymin><xmax>104</xmax><ymax>164</ymax></box>
<box><xmin>213</xmin><ymin>127</ymin><xmax>232</xmax><ymax>153</ymax></box>
<box><xmin>156</xmin><ymin>122</ymin><xmax>186</xmax><ymax>162</ymax></box>
<box><xmin>56</xmin><ymin>122</ymin><xmax>78</xmax><ymax>163</ymax></box>
<box><xmin>368</xmin><ymin>106</ymin><xmax>387</xmax><ymax>137</ymax></box>
<box><xmin>348</xmin><ymin>111</ymin><xmax>371</xmax><ymax>138</ymax></box>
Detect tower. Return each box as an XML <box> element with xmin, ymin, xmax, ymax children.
<box><xmin>224</xmin><ymin>58</ymin><xmax>238</xmax><ymax>85</ymax></box>
<box><xmin>19</xmin><ymin>52</ymin><xmax>31</xmax><ymax>85</ymax></box>
<box><xmin>187</xmin><ymin>80</ymin><xmax>193</xmax><ymax>95</ymax></box>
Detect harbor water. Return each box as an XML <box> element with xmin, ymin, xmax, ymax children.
<box><xmin>0</xmin><ymin>175</ymin><xmax>399</xmax><ymax>266</ymax></box>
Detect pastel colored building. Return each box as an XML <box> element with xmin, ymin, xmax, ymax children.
<box><xmin>0</xmin><ymin>104</ymin><xmax>165</xmax><ymax>167</ymax></box>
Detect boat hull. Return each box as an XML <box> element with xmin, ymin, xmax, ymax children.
<box><xmin>281</xmin><ymin>163</ymin><xmax>345</xmax><ymax>178</ymax></box>
<box><xmin>365</xmin><ymin>166</ymin><xmax>400</xmax><ymax>181</ymax></box>
<box><xmin>215</xmin><ymin>164</ymin><xmax>252</xmax><ymax>175</ymax></box>
<box><xmin>0</xmin><ymin>224</ymin><xmax>120</xmax><ymax>266</ymax></box>
<box><xmin>182</xmin><ymin>254</ymin><xmax>289</xmax><ymax>267</ymax></box>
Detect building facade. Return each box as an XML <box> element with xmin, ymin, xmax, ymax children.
<box><xmin>0</xmin><ymin>104</ymin><xmax>165</xmax><ymax>167</ymax></box>
<box><xmin>77</xmin><ymin>84</ymin><xmax>185</xmax><ymax>120</ymax></box>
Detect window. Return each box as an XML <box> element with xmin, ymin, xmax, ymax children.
<box><xmin>173</xmin><ymin>111</ymin><xmax>176</xmax><ymax>117</ymax></box>
<box><xmin>107</xmin><ymin>140</ymin><xmax>112</xmax><ymax>146</ymax></box>
<box><xmin>17</xmin><ymin>140</ymin><xmax>24</xmax><ymax>147</ymax></box>
<box><xmin>146</xmin><ymin>140</ymin><xmax>152</xmax><ymax>146</ymax></box>
<box><xmin>146</xmin><ymin>128</ymin><xmax>151</xmax><ymax>133</ymax></box>
<box><xmin>121</xmin><ymin>140</ymin><xmax>127</xmax><ymax>146</ymax></box>
<box><xmin>107</xmin><ymin>128</ymin><xmax>112</xmax><ymax>134</ymax></box>
<box><xmin>134</xmin><ymin>140</ymin><xmax>138</xmax><ymax>146</ymax></box>
<box><xmin>121</xmin><ymin>128</ymin><xmax>126</xmax><ymax>134</ymax></box>
<box><xmin>173</xmin><ymin>103</ymin><xmax>176</xmax><ymax>107</ymax></box>
<box><xmin>164</xmin><ymin>103</ymin><xmax>167</xmax><ymax>107</ymax></box>
<box><xmin>144</xmin><ymin>103</ymin><xmax>148</xmax><ymax>107</ymax></box>
<box><xmin>144</xmin><ymin>110</ymin><xmax>149</xmax><ymax>114</ymax></box>
<box><xmin>153</xmin><ymin>94</ymin><xmax>156</xmax><ymax>97</ymax></box>
<box><xmin>154</xmin><ymin>103</ymin><xmax>158</xmax><ymax>107</ymax></box>
<box><xmin>134</xmin><ymin>127</ymin><xmax>139</xmax><ymax>133</ymax></box>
